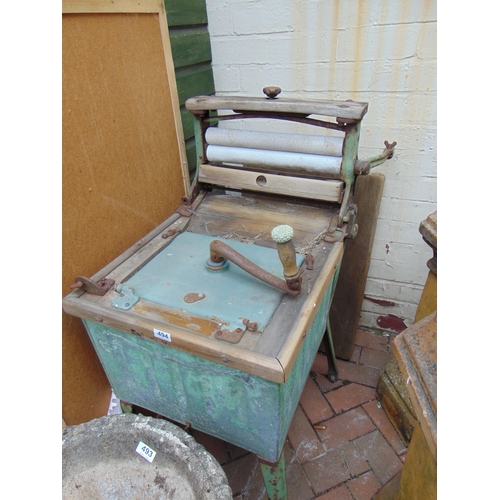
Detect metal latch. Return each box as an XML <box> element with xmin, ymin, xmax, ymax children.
<box><xmin>71</xmin><ymin>276</ymin><xmax>115</xmax><ymax>296</ymax></box>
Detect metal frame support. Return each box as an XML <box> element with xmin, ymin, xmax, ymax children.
<box><xmin>258</xmin><ymin>451</ymin><xmax>287</xmax><ymax>500</ymax></box>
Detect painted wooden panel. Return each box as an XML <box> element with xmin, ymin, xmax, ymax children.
<box><xmin>165</xmin><ymin>0</ymin><xmax>208</xmax><ymax>26</ymax></box>
<box><xmin>170</xmin><ymin>28</ymin><xmax>212</xmax><ymax>69</ymax></box>
<box><xmin>176</xmin><ymin>65</ymin><xmax>216</xmax><ymax>106</ymax></box>
<box><xmin>165</xmin><ymin>0</ymin><xmax>215</xmax><ymax>176</ymax></box>
<box><xmin>180</xmin><ymin>106</ymin><xmax>196</xmax><ymax>139</ymax></box>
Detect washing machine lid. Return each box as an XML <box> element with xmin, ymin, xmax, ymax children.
<box><xmin>120</xmin><ymin>231</ymin><xmax>304</xmax><ymax>332</ymax></box>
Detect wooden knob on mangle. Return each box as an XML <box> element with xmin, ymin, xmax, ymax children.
<box><xmin>263</xmin><ymin>86</ymin><xmax>281</xmax><ymax>99</ymax></box>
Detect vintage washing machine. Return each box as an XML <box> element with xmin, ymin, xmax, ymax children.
<box><xmin>63</xmin><ymin>84</ymin><xmax>395</xmax><ymax>499</ymax></box>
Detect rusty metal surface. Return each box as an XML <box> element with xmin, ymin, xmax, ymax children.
<box><xmin>175</xmin><ymin>190</ymin><xmax>206</xmax><ymax>217</ymax></box>
<box><xmin>258</xmin><ymin>453</ymin><xmax>287</xmax><ymax>500</ymax></box>
<box><xmin>359</xmin><ymin>140</ymin><xmax>397</xmax><ymax>170</ymax></box>
<box><xmin>161</xmin><ymin>228</ymin><xmax>181</xmax><ymax>239</ymax></box>
<box><xmin>242</xmin><ymin>318</ymin><xmax>258</xmax><ymax>332</ymax></box>
<box><xmin>214</xmin><ymin>326</ymin><xmax>246</xmax><ymax>344</ymax></box>
<box><xmin>71</xmin><ymin>276</ymin><xmax>115</xmax><ymax>296</ymax></box>
<box><xmin>183</xmin><ymin>293</ymin><xmax>206</xmax><ymax>304</ymax></box>
<box><xmin>324</xmin><ymin>203</ymin><xmax>358</xmax><ymax>243</ymax></box>
<box><xmin>209</xmin><ymin>239</ymin><xmax>301</xmax><ymax>296</ymax></box>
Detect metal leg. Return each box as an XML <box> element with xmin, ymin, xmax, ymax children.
<box><xmin>258</xmin><ymin>451</ymin><xmax>287</xmax><ymax>500</ymax></box>
<box><xmin>322</xmin><ymin>264</ymin><xmax>341</xmax><ymax>382</ymax></box>
<box><xmin>324</xmin><ymin>317</ymin><xmax>339</xmax><ymax>383</ymax></box>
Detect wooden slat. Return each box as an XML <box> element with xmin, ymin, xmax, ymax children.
<box><xmin>165</xmin><ymin>0</ymin><xmax>208</xmax><ymax>26</ymax></box>
<box><xmin>62</xmin><ymin>0</ymin><xmax>164</xmax><ymax>13</ymax></box>
<box><xmin>329</xmin><ymin>173</ymin><xmax>385</xmax><ymax>359</ymax></box>
<box><xmin>163</xmin><ymin>0</ymin><xmax>214</xmax><ymax>175</ymax></box>
<box><xmin>62</xmin><ymin>295</ymin><xmax>285</xmax><ymax>383</ymax></box>
<box><xmin>185</xmin><ymin>138</ymin><xmax>198</xmax><ymax>177</ymax></box>
<box><xmin>169</xmin><ymin>27</ymin><xmax>212</xmax><ymax>69</ymax></box>
<box><xmin>175</xmin><ymin>64</ymin><xmax>215</xmax><ymax>106</ymax></box>
<box><xmin>187</xmin><ymin>192</ymin><xmax>334</xmax><ymax>251</ymax></box>
<box><xmin>180</xmin><ymin>106</ymin><xmax>195</xmax><ymax>140</ymax></box>
<box><xmin>157</xmin><ymin>9</ymin><xmax>191</xmax><ymax>193</ymax></box>
<box><xmin>186</xmin><ymin>95</ymin><xmax>368</xmax><ymax>121</ymax></box>
<box><xmin>199</xmin><ymin>164</ymin><xmax>343</xmax><ymax>203</ymax></box>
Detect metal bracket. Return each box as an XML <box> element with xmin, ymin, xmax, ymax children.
<box><xmin>214</xmin><ymin>318</ymin><xmax>258</xmax><ymax>344</ymax></box>
<box><xmin>71</xmin><ymin>276</ymin><xmax>115</xmax><ymax>296</ymax></box>
<box><xmin>325</xmin><ymin>203</ymin><xmax>358</xmax><ymax>243</ymax></box>
<box><xmin>175</xmin><ymin>191</ymin><xmax>206</xmax><ymax>217</ymax></box>
<box><xmin>112</xmin><ymin>284</ymin><xmax>140</xmax><ymax>311</ymax></box>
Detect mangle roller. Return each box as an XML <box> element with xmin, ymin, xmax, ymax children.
<box><xmin>63</xmin><ymin>86</ymin><xmax>395</xmax><ymax>500</ymax></box>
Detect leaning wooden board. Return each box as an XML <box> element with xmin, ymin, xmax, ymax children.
<box><xmin>329</xmin><ymin>173</ymin><xmax>385</xmax><ymax>359</ymax></box>
<box><xmin>62</xmin><ymin>0</ymin><xmax>190</xmax><ymax>425</ymax></box>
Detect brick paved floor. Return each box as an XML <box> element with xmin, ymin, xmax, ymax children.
<box><xmin>189</xmin><ymin>329</ymin><xmax>406</xmax><ymax>500</ymax></box>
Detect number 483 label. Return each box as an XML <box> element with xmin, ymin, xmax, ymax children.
<box><xmin>135</xmin><ymin>441</ymin><xmax>157</xmax><ymax>463</ymax></box>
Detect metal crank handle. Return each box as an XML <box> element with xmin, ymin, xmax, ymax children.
<box><xmin>208</xmin><ymin>240</ymin><xmax>301</xmax><ymax>296</ymax></box>
<box><xmin>355</xmin><ymin>141</ymin><xmax>397</xmax><ymax>175</ymax></box>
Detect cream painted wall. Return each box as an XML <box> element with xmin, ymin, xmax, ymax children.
<box><xmin>205</xmin><ymin>0</ymin><xmax>437</xmax><ymax>331</ymax></box>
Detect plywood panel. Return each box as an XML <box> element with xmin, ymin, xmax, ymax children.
<box><xmin>62</xmin><ymin>11</ymin><xmax>186</xmax><ymax>424</ymax></box>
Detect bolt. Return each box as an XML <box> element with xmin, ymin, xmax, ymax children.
<box><xmin>242</xmin><ymin>319</ymin><xmax>258</xmax><ymax>332</ymax></box>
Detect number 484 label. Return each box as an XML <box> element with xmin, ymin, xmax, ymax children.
<box><xmin>135</xmin><ymin>441</ymin><xmax>157</xmax><ymax>463</ymax></box>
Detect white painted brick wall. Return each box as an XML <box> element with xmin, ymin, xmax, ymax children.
<box><xmin>205</xmin><ymin>0</ymin><xmax>437</xmax><ymax>332</ymax></box>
